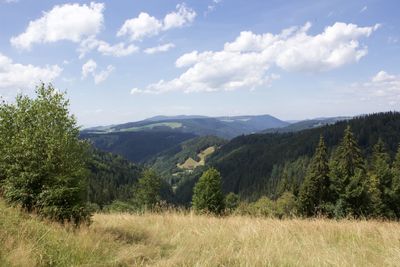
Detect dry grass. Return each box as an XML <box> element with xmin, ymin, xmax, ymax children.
<box><xmin>1</xmin><ymin>200</ymin><xmax>400</xmax><ymax>266</ymax></box>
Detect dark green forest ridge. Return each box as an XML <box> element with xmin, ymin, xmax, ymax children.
<box><xmin>87</xmin><ymin>111</ymin><xmax>400</xmax><ymax>210</ymax></box>
<box><xmin>172</xmin><ymin>112</ymin><xmax>400</xmax><ymax>203</ymax></box>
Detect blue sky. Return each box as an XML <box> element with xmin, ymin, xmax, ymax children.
<box><xmin>0</xmin><ymin>0</ymin><xmax>399</xmax><ymax>126</ymax></box>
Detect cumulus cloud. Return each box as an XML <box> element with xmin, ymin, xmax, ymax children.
<box><xmin>78</xmin><ymin>37</ymin><xmax>139</xmax><ymax>58</ymax></box>
<box><xmin>11</xmin><ymin>2</ymin><xmax>104</xmax><ymax>50</ymax></box>
<box><xmin>144</xmin><ymin>43</ymin><xmax>175</xmax><ymax>54</ymax></box>
<box><xmin>81</xmin><ymin>59</ymin><xmax>114</xmax><ymax>84</ymax></box>
<box><xmin>117</xmin><ymin>3</ymin><xmax>196</xmax><ymax>41</ymax></box>
<box><xmin>163</xmin><ymin>3</ymin><xmax>196</xmax><ymax>30</ymax></box>
<box><xmin>135</xmin><ymin>22</ymin><xmax>379</xmax><ymax>94</ymax></box>
<box><xmin>0</xmin><ymin>52</ymin><xmax>62</xmax><ymax>89</ymax></box>
<box><xmin>81</xmin><ymin>59</ymin><xmax>97</xmax><ymax>78</ymax></box>
<box><xmin>353</xmin><ymin>71</ymin><xmax>400</xmax><ymax>104</ymax></box>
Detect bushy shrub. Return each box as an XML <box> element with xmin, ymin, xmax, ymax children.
<box><xmin>192</xmin><ymin>168</ymin><xmax>225</xmax><ymax>214</ymax></box>
<box><xmin>0</xmin><ymin>84</ymin><xmax>90</xmax><ymax>224</ymax></box>
<box><xmin>225</xmin><ymin>192</ymin><xmax>240</xmax><ymax>213</ymax></box>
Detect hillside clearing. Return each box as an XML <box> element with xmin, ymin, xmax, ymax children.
<box><xmin>177</xmin><ymin>146</ymin><xmax>215</xmax><ymax>170</ymax></box>
<box><xmin>1</xmin><ymin>200</ymin><xmax>400</xmax><ymax>267</ymax></box>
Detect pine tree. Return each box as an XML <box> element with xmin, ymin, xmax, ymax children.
<box><xmin>192</xmin><ymin>168</ymin><xmax>225</xmax><ymax>214</ymax></box>
<box><xmin>329</xmin><ymin>126</ymin><xmax>369</xmax><ymax>218</ymax></box>
<box><xmin>391</xmin><ymin>145</ymin><xmax>400</xmax><ymax>218</ymax></box>
<box><xmin>298</xmin><ymin>135</ymin><xmax>330</xmax><ymax>216</ymax></box>
<box><xmin>369</xmin><ymin>140</ymin><xmax>394</xmax><ymax>218</ymax></box>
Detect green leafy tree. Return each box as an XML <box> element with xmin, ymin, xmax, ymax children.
<box><xmin>329</xmin><ymin>126</ymin><xmax>369</xmax><ymax>218</ymax></box>
<box><xmin>225</xmin><ymin>192</ymin><xmax>239</xmax><ymax>213</ymax></box>
<box><xmin>132</xmin><ymin>169</ymin><xmax>162</xmax><ymax>210</ymax></box>
<box><xmin>298</xmin><ymin>136</ymin><xmax>330</xmax><ymax>216</ymax></box>
<box><xmin>0</xmin><ymin>84</ymin><xmax>90</xmax><ymax>224</ymax></box>
<box><xmin>275</xmin><ymin>192</ymin><xmax>298</xmax><ymax>218</ymax></box>
<box><xmin>192</xmin><ymin>168</ymin><xmax>225</xmax><ymax>214</ymax></box>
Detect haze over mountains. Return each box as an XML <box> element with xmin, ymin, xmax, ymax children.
<box><xmin>84</xmin><ymin>114</ymin><xmax>348</xmax><ymax>139</ymax></box>
<box><xmin>81</xmin><ymin>112</ymin><xmax>400</xmax><ymax>205</ymax></box>
<box><xmin>81</xmin><ymin>113</ymin><xmax>352</xmax><ymax>167</ymax></box>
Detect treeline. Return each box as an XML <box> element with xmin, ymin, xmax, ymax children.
<box><xmin>221</xmin><ymin>126</ymin><xmax>400</xmax><ymax>219</ymax></box>
<box><xmin>208</xmin><ymin>112</ymin><xmax>400</xmax><ymax>200</ymax></box>
<box><xmin>297</xmin><ymin>127</ymin><xmax>400</xmax><ymax>218</ymax></box>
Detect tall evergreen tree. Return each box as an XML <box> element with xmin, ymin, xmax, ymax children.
<box><xmin>192</xmin><ymin>168</ymin><xmax>225</xmax><ymax>214</ymax></box>
<box><xmin>329</xmin><ymin>126</ymin><xmax>369</xmax><ymax>217</ymax></box>
<box><xmin>369</xmin><ymin>139</ymin><xmax>394</xmax><ymax>218</ymax></box>
<box><xmin>298</xmin><ymin>135</ymin><xmax>330</xmax><ymax>216</ymax></box>
<box><xmin>391</xmin><ymin>144</ymin><xmax>400</xmax><ymax>218</ymax></box>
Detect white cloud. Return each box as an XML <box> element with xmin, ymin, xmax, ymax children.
<box><xmin>0</xmin><ymin>52</ymin><xmax>62</xmax><ymax>89</ymax></box>
<box><xmin>360</xmin><ymin>6</ymin><xmax>368</xmax><ymax>13</ymax></box>
<box><xmin>11</xmin><ymin>2</ymin><xmax>104</xmax><ymax>50</ymax></box>
<box><xmin>78</xmin><ymin>37</ymin><xmax>139</xmax><ymax>58</ymax></box>
<box><xmin>351</xmin><ymin>71</ymin><xmax>400</xmax><ymax>104</ymax></box>
<box><xmin>94</xmin><ymin>65</ymin><xmax>115</xmax><ymax>84</ymax></box>
<box><xmin>81</xmin><ymin>59</ymin><xmax>114</xmax><ymax>84</ymax></box>
<box><xmin>117</xmin><ymin>3</ymin><xmax>196</xmax><ymax>41</ymax></box>
<box><xmin>4</xmin><ymin>0</ymin><xmax>19</xmax><ymax>3</ymax></box>
<box><xmin>206</xmin><ymin>0</ymin><xmax>222</xmax><ymax>15</ymax></box>
<box><xmin>136</xmin><ymin>22</ymin><xmax>379</xmax><ymax>94</ymax></box>
<box><xmin>144</xmin><ymin>43</ymin><xmax>175</xmax><ymax>54</ymax></box>
<box><xmin>81</xmin><ymin>59</ymin><xmax>97</xmax><ymax>78</ymax></box>
<box><xmin>372</xmin><ymin>70</ymin><xmax>396</xmax><ymax>83</ymax></box>
<box><xmin>117</xmin><ymin>12</ymin><xmax>162</xmax><ymax>41</ymax></box>
<box><xmin>163</xmin><ymin>3</ymin><xmax>196</xmax><ymax>30</ymax></box>
<box><xmin>130</xmin><ymin>88</ymin><xmax>143</xmax><ymax>94</ymax></box>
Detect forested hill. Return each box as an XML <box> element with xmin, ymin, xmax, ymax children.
<box><xmin>83</xmin><ymin>114</ymin><xmax>289</xmax><ymax>139</ymax></box>
<box><xmin>206</xmin><ymin>112</ymin><xmax>400</xmax><ymax>199</ymax></box>
<box><xmin>81</xmin><ymin>131</ymin><xmax>196</xmax><ymax>162</ymax></box>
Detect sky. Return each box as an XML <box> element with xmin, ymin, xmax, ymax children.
<box><xmin>0</xmin><ymin>0</ymin><xmax>399</xmax><ymax>126</ymax></box>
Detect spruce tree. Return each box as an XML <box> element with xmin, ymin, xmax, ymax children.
<box><xmin>329</xmin><ymin>126</ymin><xmax>369</xmax><ymax>217</ymax></box>
<box><xmin>369</xmin><ymin>140</ymin><xmax>394</xmax><ymax>218</ymax></box>
<box><xmin>298</xmin><ymin>135</ymin><xmax>330</xmax><ymax>216</ymax></box>
<box><xmin>192</xmin><ymin>168</ymin><xmax>225</xmax><ymax>214</ymax></box>
<box><xmin>391</xmin><ymin>145</ymin><xmax>400</xmax><ymax>218</ymax></box>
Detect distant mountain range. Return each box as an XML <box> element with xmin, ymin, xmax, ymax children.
<box><xmin>81</xmin><ymin>114</ymin><xmax>353</xmax><ymax>164</ymax></box>
<box><xmin>84</xmin><ymin>114</ymin><xmax>289</xmax><ymax>139</ymax></box>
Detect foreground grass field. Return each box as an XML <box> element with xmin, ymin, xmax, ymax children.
<box><xmin>1</xmin><ymin>201</ymin><xmax>400</xmax><ymax>266</ymax></box>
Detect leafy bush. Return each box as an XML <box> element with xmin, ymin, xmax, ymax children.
<box><xmin>0</xmin><ymin>84</ymin><xmax>90</xmax><ymax>224</ymax></box>
<box><xmin>132</xmin><ymin>169</ymin><xmax>162</xmax><ymax>211</ymax></box>
<box><xmin>192</xmin><ymin>168</ymin><xmax>225</xmax><ymax>214</ymax></box>
<box><xmin>225</xmin><ymin>192</ymin><xmax>240</xmax><ymax>213</ymax></box>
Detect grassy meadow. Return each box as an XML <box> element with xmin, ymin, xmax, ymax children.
<box><xmin>1</xmin><ymin>200</ymin><xmax>400</xmax><ymax>267</ymax></box>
